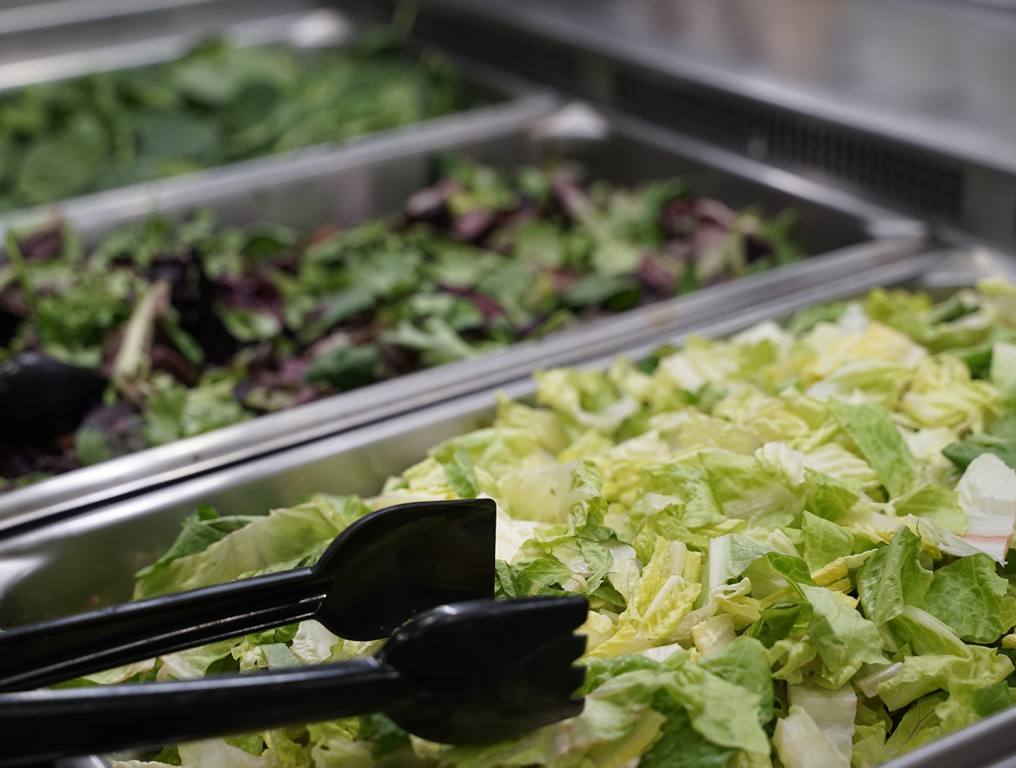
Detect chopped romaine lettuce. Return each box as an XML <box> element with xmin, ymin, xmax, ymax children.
<box><xmin>98</xmin><ymin>280</ymin><xmax>1016</xmax><ymax>766</ymax></box>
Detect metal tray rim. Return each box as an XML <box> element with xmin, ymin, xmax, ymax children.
<box><xmin>0</xmin><ymin>0</ymin><xmax>242</xmax><ymax>38</ymax></box>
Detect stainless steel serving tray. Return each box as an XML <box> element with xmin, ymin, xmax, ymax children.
<box><xmin>0</xmin><ymin>1</ymin><xmax>540</xmax><ymax>223</ymax></box>
<box><xmin>2</xmin><ymin>245</ymin><xmax>1014</xmax><ymax>768</ymax></box>
<box><xmin>0</xmin><ymin>100</ymin><xmax>923</xmax><ymax>527</ymax></box>
<box><xmin>0</xmin><ymin>0</ymin><xmax>542</xmax><ymax>230</ymax></box>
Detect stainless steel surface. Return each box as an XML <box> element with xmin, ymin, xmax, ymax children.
<box><xmin>890</xmin><ymin>0</ymin><xmax>1016</xmax><ymax>12</ymax></box>
<box><xmin>406</xmin><ymin>0</ymin><xmax>1016</xmax><ymax>246</ymax></box>
<box><xmin>883</xmin><ymin>698</ymin><xmax>1016</xmax><ymax>768</ymax></box>
<box><xmin>0</xmin><ymin>105</ymin><xmax>923</xmax><ymax>529</ymax></box>
<box><xmin>413</xmin><ymin>0</ymin><xmax>1016</xmax><ymax>176</ymax></box>
<box><xmin>56</xmin><ymin>760</ymin><xmax>107</xmax><ymax>768</ymax></box>
<box><xmin>5</xmin><ymin>245</ymin><xmax>1016</xmax><ymax>767</ymax></box>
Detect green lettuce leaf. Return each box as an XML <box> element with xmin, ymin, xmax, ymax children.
<box><xmin>445</xmin><ymin>653</ymin><xmax>768</xmax><ymax>768</ymax></box>
<box><xmin>699</xmin><ymin>450</ymin><xmax>803</xmax><ymax>528</ymax></box>
<box><xmin>134</xmin><ymin>506</ymin><xmax>257</xmax><ymax>583</ymax></box>
<box><xmin>892</xmin><ymin>485</ymin><xmax>967</xmax><ymax>533</ymax></box>
<box><xmin>590</xmin><ymin>537</ymin><xmax>701</xmax><ymax>656</ymax></box>
<box><xmin>797</xmin><ymin>583</ymin><xmax>886</xmax><ymax>687</ymax></box>
<box><xmin>699</xmin><ymin>636</ymin><xmax>774</xmax><ymax>724</ymax></box>
<box><xmin>804</xmin><ymin>468</ymin><xmax>861</xmax><ymax>521</ymax></box>
<box><xmin>134</xmin><ymin>495</ymin><xmax>369</xmax><ymax>598</ymax></box>
<box><xmin>883</xmin><ymin>693</ymin><xmax>950</xmax><ymax>760</ymax></box>
<box><xmin>923</xmin><ymin>554</ymin><xmax>1016</xmax><ymax>643</ymax></box>
<box><xmin>829</xmin><ymin>399</ymin><xmax>916</xmax><ymax>498</ymax></box>
<box><xmin>774</xmin><ymin>705</ymin><xmax>849</xmax><ymax>768</ymax></box>
<box><xmin>802</xmin><ymin>511</ymin><xmax>855</xmax><ymax>571</ymax></box>
<box><xmin>900</xmin><ymin>356</ymin><xmax>999</xmax><ymax>432</ymax></box>
<box><xmin>943</xmin><ymin>413</ymin><xmax>1016</xmax><ymax>472</ymax></box>
<box><xmin>638</xmin><ymin>707</ymin><xmax>735</xmax><ymax>768</ymax></box>
<box><xmin>706</xmin><ymin>533</ymin><xmax>784</xmax><ymax>591</ymax></box>
<box><xmin>787</xmin><ymin>684</ymin><xmax>857</xmax><ymax>765</ymax></box>
<box><xmin>877</xmin><ymin>646</ymin><xmax>1013</xmax><ymax>711</ymax></box>
<box><xmin>991</xmin><ymin>341</ymin><xmax>1016</xmax><ymax>404</ymax></box>
<box><xmin>856</xmin><ymin>527</ymin><xmax>933</xmax><ymax>627</ymax></box>
<box><xmin>889</xmin><ymin>605</ymin><xmax>968</xmax><ymax>656</ymax></box>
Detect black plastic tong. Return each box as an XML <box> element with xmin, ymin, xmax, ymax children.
<box><xmin>0</xmin><ymin>352</ymin><xmax>107</xmax><ymax>444</ymax></box>
<box><xmin>0</xmin><ymin>498</ymin><xmax>497</xmax><ymax>691</ymax></box>
<box><xmin>0</xmin><ymin>596</ymin><xmax>589</xmax><ymax>766</ymax></box>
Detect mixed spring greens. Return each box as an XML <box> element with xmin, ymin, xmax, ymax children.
<box><xmin>0</xmin><ymin>34</ymin><xmax>465</xmax><ymax>212</ymax></box>
<box><xmin>0</xmin><ymin>159</ymin><xmax>801</xmax><ymax>487</ymax></box>
<box><xmin>92</xmin><ymin>279</ymin><xmax>1016</xmax><ymax>767</ymax></box>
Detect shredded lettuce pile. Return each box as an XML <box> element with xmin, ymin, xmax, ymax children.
<box><xmin>101</xmin><ymin>279</ymin><xmax>1016</xmax><ymax>768</ymax></box>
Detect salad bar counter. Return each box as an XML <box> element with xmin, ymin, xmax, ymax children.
<box><xmin>1</xmin><ymin>1</ymin><xmax>1015</xmax><ymax>767</ymax></box>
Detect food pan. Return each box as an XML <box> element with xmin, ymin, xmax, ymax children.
<box><xmin>2</xmin><ymin>244</ymin><xmax>1014</xmax><ymax>768</ymax></box>
<box><xmin>0</xmin><ymin>103</ymin><xmax>923</xmax><ymax>526</ymax></box>
<box><xmin>0</xmin><ymin>0</ymin><xmax>537</xmax><ymax>222</ymax></box>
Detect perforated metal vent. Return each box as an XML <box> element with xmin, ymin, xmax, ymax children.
<box><xmin>413</xmin><ymin>12</ymin><xmax>580</xmax><ymax>90</ymax></box>
<box><xmin>612</xmin><ymin>69</ymin><xmax>964</xmax><ymax>219</ymax></box>
<box><xmin>406</xmin><ymin>4</ymin><xmax>971</xmax><ymax>224</ymax></box>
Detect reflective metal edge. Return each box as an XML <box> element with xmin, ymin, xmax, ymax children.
<box><xmin>0</xmin><ymin>105</ymin><xmax>925</xmax><ymax>530</ymax></box>
<box><xmin>884</xmin><ymin>703</ymin><xmax>1016</xmax><ymax>768</ymax></box>
<box><xmin>0</xmin><ymin>0</ymin><xmax>278</xmax><ymax>38</ymax></box>
<box><xmin>0</xmin><ymin>2</ymin><xmax>535</xmax><ymax>105</ymax></box>
<box><xmin>10</xmin><ymin>245</ymin><xmax>1016</xmax><ymax>768</ymax></box>
<box><xmin>0</xmin><ymin>0</ymin><xmax>336</xmax><ymax>69</ymax></box>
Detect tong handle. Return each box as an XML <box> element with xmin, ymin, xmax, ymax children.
<box><xmin>0</xmin><ymin>568</ymin><xmax>328</xmax><ymax>691</ymax></box>
<box><xmin>0</xmin><ymin>657</ymin><xmax>407</xmax><ymax>766</ymax></box>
